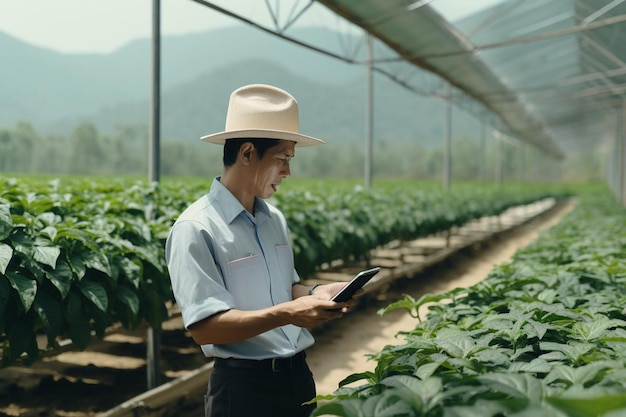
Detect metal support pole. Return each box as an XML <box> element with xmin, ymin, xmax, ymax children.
<box><xmin>479</xmin><ymin>121</ymin><xmax>486</xmax><ymax>182</ymax></box>
<box><xmin>520</xmin><ymin>143</ymin><xmax>529</xmax><ymax>182</ymax></box>
<box><xmin>495</xmin><ymin>131</ymin><xmax>502</xmax><ymax>187</ymax></box>
<box><xmin>149</xmin><ymin>0</ymin><xmax>161</xmax><ymax>185</ymax></box>
<box><xmin>617</xmin><ymin>100</ymin><xmax>626</xmax><ymax>206</ymax></box>
<box><xmin>364</xmin><ymin>33</ymin><xmax>374</xmax><ymax>189</ymax></box>
<box><xmin>443</xmin><ymin>83</ymin><xmax>452</xmax><ymax>190</ymax></box>
<box><xmin>611</xmin><ymin>107</ymin><xmax>624</xmax><ymax>201</ymax></box>
<box><xmin>147</xmin><ymin>0</ymin><xmax>162</xmax><ymax>390</ymax></box>
<box><xmin>610</xmin><ymin>110</ymin><xmax>620</xmax><ymax>195</ymax></box>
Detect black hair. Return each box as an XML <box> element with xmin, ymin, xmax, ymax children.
<box><xmin>223</xmin><ymin>138</ymin><xmax>281</xmax><ymax>167</ymax></box>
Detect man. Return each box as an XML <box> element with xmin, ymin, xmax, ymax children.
<box><xmin>165</xmin><ymin>84</ymin><xmax>360</xmax><ymax>417</ymax></box>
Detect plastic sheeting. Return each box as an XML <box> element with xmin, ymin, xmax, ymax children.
<box><xmin>318</xmin><ymin>0</ymin><xmax>626</xmax><ymax>159</ymax></box>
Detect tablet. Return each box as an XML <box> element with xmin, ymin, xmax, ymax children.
<box><xmin>330</xmin><ymin>267</ymin><xmax>381</xmax><ymax>302</ymax></box>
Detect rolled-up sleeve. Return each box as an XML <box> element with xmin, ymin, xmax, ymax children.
<box><xmin>165</xmin><ymin>220</ymin><xmax>235</xmax><ymax>329</ymax></box>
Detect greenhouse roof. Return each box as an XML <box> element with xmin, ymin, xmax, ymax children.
<box><xmin>191</xmin><ymin>0</ymin><xmax>626</xmax><ymax>160</ymax></box>
<box><xmin>316</xmin><ymin>0</ymin><xmax>626</xmax><ymax>159</ymax></box>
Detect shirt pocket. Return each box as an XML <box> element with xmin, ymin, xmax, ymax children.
<box><xmin>224</xmin><ymin>254</ymin><xmax>270</xmax><ymax>310</ymax></box>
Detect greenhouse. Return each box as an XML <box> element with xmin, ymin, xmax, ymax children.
<box><xmin>1</xmin><ymin>1</ymin><xmax>626</xmax><ymax>416</ymax></box>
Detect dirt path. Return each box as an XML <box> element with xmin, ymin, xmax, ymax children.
<box><xmin>306</xmin><ymin>199</ymin><xmax>576</xmax><ymax>396</ymax></box>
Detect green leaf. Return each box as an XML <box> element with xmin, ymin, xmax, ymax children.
<box><xmin>523</xmin><ymin>319</ymin><xmax>551</xmax><ymax>340</ymax></box>
<box><xmin>0</xmin><ymin>242</ymin><xmax>13</xmax><ymax>275</ymax></box>
<box><xmin>54</xmin><ymin>227</ymin><xmax>95</xmax><ymax>247</ymax></box>
<box><xmin>378</xmin><ymin>294</ymin><xmax>420</xmax><ymax>317</ymax></box>
<box><xmin>77</xmin><ymin>279</ymin><xmax>108</xmax><ymax>312</ymax></box>
<box><xmin>544</xmin><ymin>362</ymin><xmax>618</xmax><ymax>387</ymax></box>
<box><xmin>477</xmin><ymin>373</ymin><xmax>545</xmax><ymax>404</ymax></box>
<box><xmin>381</xmin><ymin>375</ymin><xmax>440</xmax><ymax>410</ymax></box>
<box><xmin>378</xmin><ymin>290</ymin><xmax>465</xmax><ymax>319</ymax></box>
<box><xmin>366</xmin><ymin>391</ymin><xmax>419</xmax><ymax>417</ymax></box>
<box><xmin>5</xmin><ymin>271</ymin><xmax>37</xmax><ymax>311</ymax></box>
<box><xmin>83</xmin><ymin>250</ymin><xmax>111</xmax><ymax>276</ymax></box>
<box><xmin>448</xmin><ymin>389</ymin><xmax>565</xmax><ymax>417</ymax></box>
<box><xmin>67</xmin><ymin>252</ymin><xmax>87</xmax><ymax>280</ymax></box>
<box><xmin>311</xmin><ymin>400</ymin><xmax>363</xmax><ymax>417</ymax></box>
<box><xmin>0</xmin><ymin>275</ymin><xmax>10</xmax><ymax>316</ymax></box>
<box><xmin>5</xmin><ymin>311</ymin><xmax>38</xmax><ymax>364</ymax></box>
<box><xmin>45</xmin><ymin>259</ymin><xmax>73</xmax><ymax>298</ymax></box>
<box><xmin>474</xmin><ymin>348</ymin><xmax>511</xmax><ymax>368</ymax></box>
<box><xmin>116</xmin><ymin>285</ymin><xmax>140</xmax><ymax>316</ymax></box>
<box><xmin>33</xmin><ymin>245</ymin><xmax>61</xmax><ymax>269</ymax></box>
<box><xmin>35</xmin><ymin>212</ymin><xmax>58</xmax><ymax>227</ymax></box>
<box><xmin>10</xmin><ymin>228</ymin><xmax>34</xmax><ymax>256</ymax></box>
<box><xmin>435</xmin><ymin>330</ymin><xmax>484</xmax><ymax>359</ymax></box>
<box><xmin>539</xmin><ymin>341</ymin><xmax>596</xmax><ymax>365</ymax></box>
<box><xmin>39</xmin><ymin>226</ymin><xmax>58</xmax><ymax>242</ymax></box>
<box><xmin>33</xmin><ymin>291</ymin><xmax>64</xmax><ymax>343</ymax></box>
<box><xmin>571</xmin><ymin>316</ymin><xmax>624</xmax><ymax>342</ymax></box>
<box><xmin>0</xmin><ymin>203</ymin><xmax>12</xmax><ymax>240</ymax></box>
<box><xmin>120</xmin><ymin>240</ymin><xmax>163</xmax><ymax>274</ymax></box>
<box><xmin>537</xmin><ymin>289</ymin><xmax>558</xmax><ymax>303</ymax></box>
<box><xmin>509</xmin><ymin>358</ymin><xmax>552</xmax><ymax>374</ymax></box>
<box><xmin>119</xmin><ymin>257</ymin><xmax>141</xmax><ymax>288</ymax></box>
<box><xmin>65</xmin><ymin>292</ymin><xmax>92</xmax><ymax>350</ymax></box>
<box><xmin>415</xmin><ymin>362</ymin><xmax>444</xmax><ymax>380</ymax></box>
<box><xmin>339</xmin><ymin>371</ymin><xmax>376</xmax><ymax>388</ymax></box>
<box><xmin>546</xmin><ymin>392</ymin><xmax>626</xmax><ymax>417</ymax></box>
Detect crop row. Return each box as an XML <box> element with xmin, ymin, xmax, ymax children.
<box><xmin>0</xmin><ymin>176</ymin><xmax>571</xmax><ymax>365</ymax></box>
<box><xmin>312</xmin><ymin>184</ymin><xmax>626</xmax><ymax>417</ymax></box>
<box><xmin>275</xmin><ymin>182</ymin><xmax>572</xmax><ymax>277</ymax></box>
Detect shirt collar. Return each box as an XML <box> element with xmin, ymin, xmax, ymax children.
<box><xmin>210</xmin><ymin>177</ymin><xmax>271</xmax><ymax>224</ymax></box>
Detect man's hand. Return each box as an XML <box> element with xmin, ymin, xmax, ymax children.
<box><xmin>309</xmin><ymin>282</ymin><xmax>364</xmax><ymax>313</ymax></box>
<box><xmin>285</xmin><ymin>296</ymin><xmax>346</xmax><ymax>329</ymax></box>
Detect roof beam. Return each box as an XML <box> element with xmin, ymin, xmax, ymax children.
<box><xmin>412</xmin><ymin>14</ymin><xmax>626</xmax><ymax>60</ymax></box>
<box><xmin>581</xmin><ymin>0</ymin><xmax>626</xmax><ymax>25</ymax></box>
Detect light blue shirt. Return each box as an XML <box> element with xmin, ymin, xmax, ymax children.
<box><xmin>165</xmin><ymin>177</ymin><xmax>315</xmax><ymax>359</ymax></box>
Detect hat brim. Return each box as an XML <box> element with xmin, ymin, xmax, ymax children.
<box><xmin>200</xmin><ymin>129</ymin><xmax>325</xmax><ymax>147</ymax></box>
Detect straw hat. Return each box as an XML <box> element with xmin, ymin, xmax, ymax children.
<box><xmin>201</xmin><ymin>84</ymin><xmax>325</xmax><ymax>147</ymax></box>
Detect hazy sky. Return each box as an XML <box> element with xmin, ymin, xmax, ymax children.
<box><xmin>0</xmin><ymin>0</ymin><xmax>505</xmax><ymax>54</ymax></box>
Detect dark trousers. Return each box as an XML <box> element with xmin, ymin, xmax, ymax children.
<box><xmin>205</xmin><ymin>352</ymin><xmax>317</xmax><ymax>417</ymax></box>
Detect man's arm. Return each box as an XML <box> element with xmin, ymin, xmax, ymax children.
<box><xmin>188</xmin><ymin>296</ymin><xmax>346</xmax><ymax>345</ymax></box>
<box><xmin>292</xmin><ymin>283</ymin><xmax>313</xmax><ymax>299</ymax></box>
<box><xmin>293</xmin><ymin>282</ymin><xmax>363</xmax><ymax>302</ymax></box>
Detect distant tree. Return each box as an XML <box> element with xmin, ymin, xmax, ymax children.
<box><xmin>0</xmin><ymin>120</ymin><xmax>605</xmax><ymax>182</ymax></box>
<box><xmin>69</xmin><ymin>122</ymin><xmax>104</xmax><ymax>174</ymax></box>
<box><xmin>0</xmin><ymin>129</ymin><xmax>12</xmax><ymax>172</ymax></box>
<box><xmin>161</xmin><ymin>141</ymin><xmax>220</xmax><ymax>178</ymax></box>
<box><xmin>12</xmin><ymin>121</ymin><xmax>39</xmax><ymax>173</ymax></box>
<box><xmin>36</xmin><ymin>133</ymin><xmax>70</xmax><ymax>174</ymax></box>
<box><xmin>107</xmin><ymin>124</ymin><xmax>148</xmax><ymax>175</ymax></box>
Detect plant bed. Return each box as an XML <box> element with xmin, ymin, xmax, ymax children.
<box><xmin>313</xmin><ymin>183</ymin><xmax>626</xmax><ymax>417</ymax></box>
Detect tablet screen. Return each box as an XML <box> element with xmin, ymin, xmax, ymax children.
<box><xmin>330</xmin><ymin>267</ymin><xmax>380</xmax><ymax>302</ymax></box>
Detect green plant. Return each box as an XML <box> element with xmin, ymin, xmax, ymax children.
<box><xmin>312</xmin><ymin>183</ymin><xmax>626</xmax><ymax>416</ymax></box>
<box><xmin>0</xmin><ymin>176</ymin><xmax>573</xmax><ymax>365</ymax></box>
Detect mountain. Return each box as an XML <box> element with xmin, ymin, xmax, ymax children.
<box><xmin>1</xmin><ymin>26</ymin><xmax>482</xmax><ymax>146</ymax></box>
<box><xmin>0</xmin><ymin>26</ymin><xmax>358</xmax><ymax>126</ymax></box>
<box><xmin>0</xmin><ymin>30</ymin><xmax>148</xmax><ymax>127</ymax></box>
<box><xmin>67</xmin><ymin>58</ymin><xmax>458</xmax><ymax>145</ymax></box>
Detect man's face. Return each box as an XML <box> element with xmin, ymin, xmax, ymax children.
<box><xmin>251</xmin><ymin>140</ymin><xmax>295</xmax><ymax>199</ymax></box>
